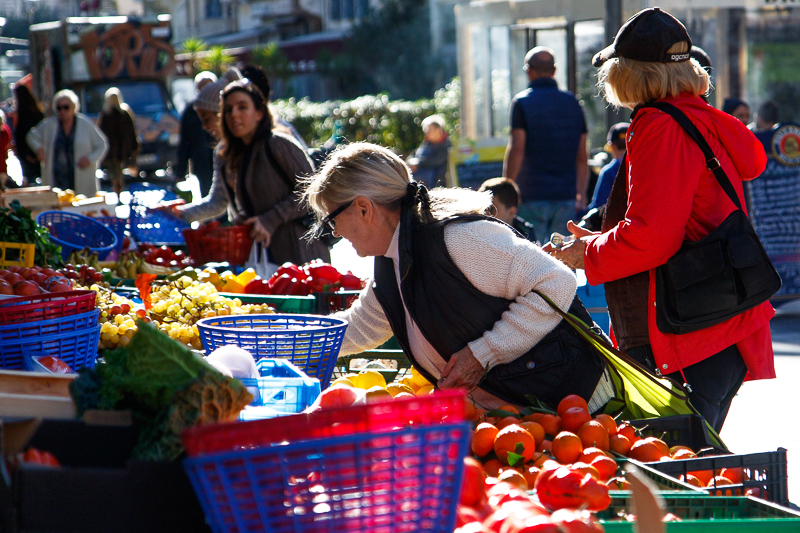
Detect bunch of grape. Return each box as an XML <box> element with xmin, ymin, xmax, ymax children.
<box><xmin>87</xmin><ymin>284</ymin><xmax>148</xmax><ymax>350</ymax></box>
<box><xmin>148</xmin><ymin>276</ymin><xmax>271</xmax><ymax>350</ymax></box>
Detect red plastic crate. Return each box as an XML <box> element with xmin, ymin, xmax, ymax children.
<box><xmin>182</xmin><ymin>225</ymin><xmax>253</xmax><ymax>266</ymax></box>
<box><xmin>182</xmin><ymin>389</ymin><xmax>467</xmax><ymax>457</ymax></box>
<box><xmin>0</xmin><ymin>290</ymin><xmax>96</xmax><ymax>326</ymax></box>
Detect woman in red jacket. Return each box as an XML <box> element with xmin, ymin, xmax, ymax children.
<box><xmin>550</xmin><ymin>7</ymin><xmax>775</xmax><ymax>431</ymax></box>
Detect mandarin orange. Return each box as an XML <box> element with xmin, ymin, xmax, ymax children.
<box><xmin>472</xmin><ymin>422</ymin><xmax>499</xmax><ymax>457</ymax></box>
<box><xmin>552</xmin><ymin>431</ymin><xmax>583</xmax><ymax>464</ymax></box>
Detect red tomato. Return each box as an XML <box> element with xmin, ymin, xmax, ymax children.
<box><xmin>21</xmin><ymin>448</ymin><xmax>61</xmax><ymax>467</ymax></box>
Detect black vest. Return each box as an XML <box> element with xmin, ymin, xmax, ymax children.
<box><xmin>371</xmin><ymin>213</ymin><xmax>605</xmax><ymax>408</ymax></box>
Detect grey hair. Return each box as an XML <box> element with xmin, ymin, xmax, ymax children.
<box><xmin>421</xmin><ymin>114</ymin><xmax>445</xmax><ymax>132</ymax></box>
<box><xmin>53</xmin><ymin>89</ymin><xmax>79</xmax><ymax>112</ymax></box>
<box><xmin>194</xmin><ymin>71</ymin><xmax>218</xmax><ymax>88</ymax></box>
<box><xmin>300</xmin><ymin>142</ymin><xmax>491</xmax><ymax>238</ymax></box>
<box><xmin>104</xmin><ymin>87</ymin><xmax>123</xmax><ymax>110</ymax></box>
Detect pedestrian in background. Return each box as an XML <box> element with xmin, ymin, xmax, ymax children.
<box><xmin>12</xmin><ymin>84</ymin><xmax>44</xmax><ymax>186</ymax></box>
<box><xmin>753</xmin><ymin>100</ymin><xmax>779</xmax><ymax>132</ymax></box>
<box><xmin>0</xmin><ymin>110</ymin><xmax>12</xmax><ymax>189</ymax></box>
<box><xmin>549</xmin><ymin>7</ymin><xmax>774</xmax><ymax>432</ymax></box>
<box><xmin>504</xmin><ymin>46</ymin><xmax>589</xmax><ymax>244</ymax></box>
<box><xmin>97</xmin><ymin>87</ymin><xmax>138</xmax><ymax>195</ymax></box>
<box><xmin>478</xmin><ymin>177</ymin><xmax>537</xmax><ymax>242</ymax></box>
<box><xmin>587</xmin><ymin>122</ymin><xmax>628</xmax><ymax>212</ymax></box>
<box><xmin>27</xmin><ymin>89</ymin><xmax>108</xmax><ymax>196</ymax></box>
<box><xmin>175</xmin><ymin>71</ymin><xmax>217</xmax><ymax>196</ymax></box>
<box><xmin>409</xmin><ymin>114</ymin><xmax>451</xmax><ymax>188</ymax></box>
<box><xmin>722</xmin><ymin>98</ymin><xmax>750</xmax><ymax>125</ymax></box>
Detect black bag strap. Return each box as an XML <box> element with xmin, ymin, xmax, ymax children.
<box><xmin>644</xmin><ymin>101</ymin><xmax>743</xmax><ymax>212</ymax></box>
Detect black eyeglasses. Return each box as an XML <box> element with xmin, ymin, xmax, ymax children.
<box><xmin>56</xmin><ymin>105</ymin><xmax>71</xmax><ymax>111</ymax></box>
<box><xmin>319</xmin><ymin>200</ymin><xmax>354</xmax><ymax>232</ymax></box>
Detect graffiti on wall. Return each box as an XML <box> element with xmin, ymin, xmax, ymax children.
<box><xmin>78</xmin><ymin>23</ymin><xmax>175</xmax><ymax>80</ymax></box>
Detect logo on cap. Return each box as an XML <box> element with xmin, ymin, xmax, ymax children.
<box><xmin>670</xmin><ymin>53</ymin><xmax>690</xmax><ymax>61</ymax></box>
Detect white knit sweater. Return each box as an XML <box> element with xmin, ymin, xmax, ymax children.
<box><xmin>334</xmin><ymin>219</ymin><xmax>578</xmax><ymax>369</ymax></box>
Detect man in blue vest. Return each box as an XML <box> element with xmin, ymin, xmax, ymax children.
<box><xmin>503</xmin><ymin>47</ymin><xmax>589</xmax><ymax>244</ymax></box>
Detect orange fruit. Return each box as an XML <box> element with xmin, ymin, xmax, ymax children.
<box><xmin>644</xmin><ymin>437</ymin><xmax>669</xmax><ymax>457</ymax></box>
<box><xmin>497</xmin><ymin>405</ymin><xmax>520</xmax><ymax>415</ymax></box>
<box><xmin>593</xmin><ymin>414</ymin><xmax>618</xmax><ymax>436</ymax></box>
<box><xmin>523</xmin><ymin>412</ymin><xmax>546</xmax><ymax>423</ymax></box>
<box><xmin>672</xmin><ymin>449</ymin><xmax>696</xmax><ymax>460</ymax></box>
<box><xmin>522</xmin><ymin>466</ymin><xmax>541</xmax><ymax>488</ymax></box>
<box><xmin>460</xmin><ymin>457</ymin><xmax>486</xmax><ymax>507</ymax></box>
<box><xmin>318</xmin><ymin>384</ymin><xmax>358</xmax><ymax>409</ymax></box>
<box><xmin>483</xmin><ymin>458</ymin><xmax>503</xmax><ymax>477</ymax></box>
<box><xmin>616</xmin><ymin>423</ymin><xmax>640</xmax><ymax>444</ymax></box>
<box><xmin>497</xmin><ymin>469</ymin><xmax>528</xmax><ymax>490</ymax></box>
<box><xmin>669</xmin><ymin>445</ymin><xmax>693</xmax><ymax>456</ymax></box>
<box><xmin>607</xmin><ymin>477</ymin><xmax>631</xmax><ymax>490</ymax></box>
<box><xmin>590</xmin><ymin>455</ymin><xmax>618</xmax><ymax>481</ymax></box>
<box><xmin>577</xmin><ymin>421</ymin><xmax>609</xmax><ymax>451</ymax></box>
<box><xmin>494</xmin><ymin>425</ymin><xmax>537</xmax><ymax>465</ymax></box>
<box><xmin>464</xmin><ymin>402</ymin><xmax>477</xmax><ymax>421</ymax></box>
<box><xmin>681</xmin><ymin>474</ymin><xmax>703</xmax><ymax>487</ymax></box>
<box><xmin>552</xmin><ymin>431</ymin><xmax>583</xmax><ymax>465</ymax></box>
<box><xmin>628</xmin><ymin>440</ymin><xmax>663</xmax><ymax>462</ymax></box>
<box><xmin>474</xmin><ymin>408</ymin><xmax>487</xmax><ymax>422</ymax></box>
<box><xmin>519</xmin><ymin>422</ymin><xmax>545</xmax><ymax>446</ymax></box>
<box><xmin>537</xmin><ymin>439</ymin><xmax>552</xmax><ymax>453</ymax></box>
<box><xmin>578</xmin><ymin>447</ymin><xmax>607</xmax><ymax>463</ymax></box>
<box><xmin>531</xmin><ymin>452</ymin><xmax>550</xmax><ymax>468</ymax></box>
<box><xmin>496</xmin><ymin>416</ymin><xmax>521</xmax><ymax>430</ymax></box>
<box><xmin>561</xmin><ymin>407</ymin><xmax>592</xmax><ymax>434</ymax></box>
<box><xmin>720</xmin><ymin>467</ymin><xmax>743</xmax><ymax>484</ymax></box>
<box><xmin>538</xmin><ymin>414</ymin><xmax>561</xmax><ymax>436</ymax></box>
<box><xmin>609</xmin><ymin>434</ymin><xmax>632</xmax><ymax>456</ymax></box>
<box><xmin>557</xmin><ymin>395</ymin><xmax>589</xmax><ymax>417</ymax></box>
<box><xmin>570</xmin><ymin>462</ymin><xmax>601</xmax><ymax>480</ymax></box>
<box><xmin>472</xmin><ymin>423</ymin><xmax>500</xmax><ymax>457</ymax></box>
<box><xmin>689</xmin><ymin>469</ymin><xmax>714</xmax><ymax>487</ymax></box>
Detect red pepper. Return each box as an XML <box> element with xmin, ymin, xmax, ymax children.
<box><xmin>288</xmin><ymin>278</ymin><xmax>312</xmax><ymax>296</ymax></box>
<box><xmin>244</xmin><ymin>278</ymin><xmax>271</xmax><ymax>295</ymax></box>
<box><xmin>21</xmin><ymin>448</ymin><xmax>60</xmax><ymax>467</ymax></box>
<box><xmin>534</xmin><ymin>466</ymin><xmax>610</xmax><ymax>511</ymax></box>
<box><xmin>269</xmin><ymin>274</ymin><xmax>295</xmax><ymax>295</ymax></box>
<box><xmin>338</xmin><ymin>272</ymin><xmax>364</xmax><ymax>290</ymax></box>
<box><xmin>277</xmin><ymin>262</ymin><xmax>307</xmax><ymax>281</ymax></box>
<box><xmin>306</xmin><ymin>263</ymin><xmax>341</xmax><ymax>283</ymax></box>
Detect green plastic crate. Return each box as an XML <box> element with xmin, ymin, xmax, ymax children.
<box><xmin>598</xmin><ymin>493</ymin><xmax>800</xmax><ymax>532</ymax></box>
<box><xmin>221</xmin><ymin>293</ymin><xmax>317</xmax><ymax>314</ymax></box>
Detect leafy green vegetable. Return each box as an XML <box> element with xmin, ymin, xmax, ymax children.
<box><xmin>0</xmin><ymin>201</ymin><xmax>63</xmax><ymax>267</ymax></box>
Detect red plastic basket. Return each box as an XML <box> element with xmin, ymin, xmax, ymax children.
<box><xmin>0</xmin><ymin>291</ymin><xmax>97</xmax><ymax>326</ymax></box>
<box><xmin>182</xmin><ymin>391</ymin><xmax>469</xmax><ymax>533</ymax></box>
<box><xmin>183</xmin><ymin>389</ymin><xmax>467</xmax><ymax>457</ymax></box>
<box><xmin>182</xmin><ymin>225</ymin><xmax>253</xmax><ymax>266</ymax></box>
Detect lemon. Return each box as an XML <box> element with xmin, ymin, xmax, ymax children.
<box><xmin>331</xmin><ymin>376</ymin><xmax>354</xmax><ymax>387</ymax></box>
<box><xmin>351</xmin><ymin>370</ymin><xmax>386</xmax><ymax>390</ymax></box>
<box><xmin>385</xmin><ymin>383</ymin><xmax>415</xmax><ymax>397</ymax></box>
<box><xmin>416</xmin><ymin>385</ymin><xmax>435</xmax><ymax>396</ymax></box>
<box><xmin>399</xmin><ymin>377</ymin><xmax>419</xmax><ymax>392</ymax></box>
<box><xmin>409</xmin><ymin>367</ymin><xmax>432</xmax><ymax>389</ymax></box>
<box><xmin>365</xmin><ymin>386</ymin><xmax>393</xmax><ymax>404</ymax></box>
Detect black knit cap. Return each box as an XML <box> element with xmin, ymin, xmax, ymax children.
<box><xmin>593</xmin><ymin>7</ymin><xmax>692</xmax><ymax>67</ymax></box>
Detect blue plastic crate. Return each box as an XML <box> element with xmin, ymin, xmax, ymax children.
<box><xmin>95</xmin><ymin>216</ymin><xmax>127</xmax><ymax>255</ymax></box>
<box><xmin>238</xmin><ymin>358</ymin><xmax>321</xmax><ymax>421</ymax></box>
<box><xmin>196</xmin><ymin>314</ymin><xmax>347</xmax><ymax>388</ymax></box>
<box><xmin>0</xmin><ymin>325</ymin><xmax>100</xmax><ymax>370</ymax></box>
<box><xmin>36</xmin><ymin>211</ymin><xmax>118</xmax><ymax>261</ymax></box>
<box><xmin>127</xmin><ymin>184</ymin><xmax>189</xmax><ymax>245</ymax></box>
<box><xmin>0</xmin><ymin>310</ymin><xmax>99</xmax><ymax>342</ymax></box>
<box><xmin>183</xmin><ymin>422</ymin><xmax>471</xmax><ymax>533</ymax></box>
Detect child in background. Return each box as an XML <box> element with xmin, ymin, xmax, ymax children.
<box><xmin>478</xmin><ymin>177</ymin><xmax>538</xmax><ymax>243</ymax></box>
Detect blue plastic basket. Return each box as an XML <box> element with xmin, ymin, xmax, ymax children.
<box><xmin>196</xmin><ymin>314</ymin><xmax>347</xmax><ymax>388</ymax></box>
<box><xmin>36</xmin><ymin>211</ymin><xmax>118</xmax><ymax>261</ymax></box>
<box><xmin>239</xmin><ymin>358</ymin><xmax>321</xmax><ymax>420</ymax></box>
<box><xmin>182</xmin><ymin>393</ymin><xmax>470</xmax><ymax>533</ymax></box>
<box><xmin>95</xmin><ymin>216</ymin><xmax>128</xmax><ymax>255</ymax></box>
<box><xmin>127</xmin><ymin>184</ymin><xmax>189</xmax><ymax>245</ymax></box>
<box><xmin>0</xmin><ymin>310</ymin><xmax>98</xmax><ymax>342</ymax></box>
<box><xmin>0</xmin><ymin>325</ymin><xmax>100</xmax><ymax>370</ymax></box>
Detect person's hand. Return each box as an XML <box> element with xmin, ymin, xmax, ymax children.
<box><xmin>438</xmin><ymin>345</ymin><xmax>485</xmax><ymax>391</ymax></box>
<box><xmin>548</xmin><ymin>220</ymin><xmax>595</xmax><ymax>270</ymax></box>
<box><xmin>245</xmin><ymin>216</ymin><xmax>271</xmax><ymax>246</ymax></box>
<box><xmin>153</xmin><ymin>199</ymin><xmax>186</xmax><ymax>216</ymax></box>
<box><xmin>77</xmin><ymin>156</ymin><xmax>90</xmax><ymax>169</ymax></box>
<box><xmin>575</xmin><ymin>193</ymin><xmax>587</xmax><ymax>213</ymax></box>
<box><xmin>36</xmin><ymin>148</ymin><xmax>45</xmax><ymax>161</ymax></box>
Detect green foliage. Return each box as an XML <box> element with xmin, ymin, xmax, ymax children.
<box><xmin>322</xmin><ymin>0</ymin><xmax>438</xmax><ymax>100</ymax></box>
<box><xmin>0</xmin><ymin>201</ymin><xmax>62</xmax><ymax>267</ymax></box>
<box><xmin>272</xmin><ymin>78</ymin><xmax>461</xmax><ymax>157</ymax></box>
<box><xmin>199</xmin><ymin>46</ymin><xmax>235</xmax><ymax>76</ymax></box>
<box><xmin>250</xmin><ymin>43</ymin><xmax>293</xmax><ymax>85</ymax></box>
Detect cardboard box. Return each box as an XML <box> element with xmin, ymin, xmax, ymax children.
<box><xmin>0</xmin><ymin>418</ymin><xmax>211</xmax><ymax>533</ymax></box>
<box><xmin>1</xmin><ymin>187</ymin><xmax>60</xmax><ymax>217</ymax></box>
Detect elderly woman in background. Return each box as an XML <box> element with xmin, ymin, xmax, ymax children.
<box><xmin>302</xmin><ymin>142</ymin><xmax>614</xmax><ymax>411</ymax></box>
<box><xmin>549</xmin><ymin>8</ymin><xmax>774</xmax><ymax>431</ymax></box>
<box><xmin>97</xmin><ymin>87</ymin><xmax>138</xmax><ymax>194</ymax></box>
<box><xmin>26</xmin><ymin>89</ymin><xmax>107</xmax><ymax>196</ymax></box>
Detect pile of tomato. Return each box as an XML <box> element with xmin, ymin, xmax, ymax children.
<box><xmin>139</xmin><ymin>245</ymin><xmax>193</xmax><ymax>269</ymax></box>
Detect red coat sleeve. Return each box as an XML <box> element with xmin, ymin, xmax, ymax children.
<box><xmin>584</xmin><ymin>112</ymin><xmax>706</xmax><ymax>285</ymax></box>
<box><xmin>0</xmin><ymin>124</ymin><xmax>10</xmax><ymax>174</ymax></box>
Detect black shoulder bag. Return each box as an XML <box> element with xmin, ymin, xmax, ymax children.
<box><xmin>646</xmin><ymin>102</ymin><xmax>781</xmax><ymax>335</ymax></box>
<box><xmin>263</xmin><ymin>133</ymin><xmax>340</xmax><ymax>248</ymax></box>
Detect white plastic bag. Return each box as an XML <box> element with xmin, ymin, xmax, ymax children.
<box><xmin>245</xmin><ymin>242</ymin><xmax>279</xmax><ymax>279</ymax></box>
